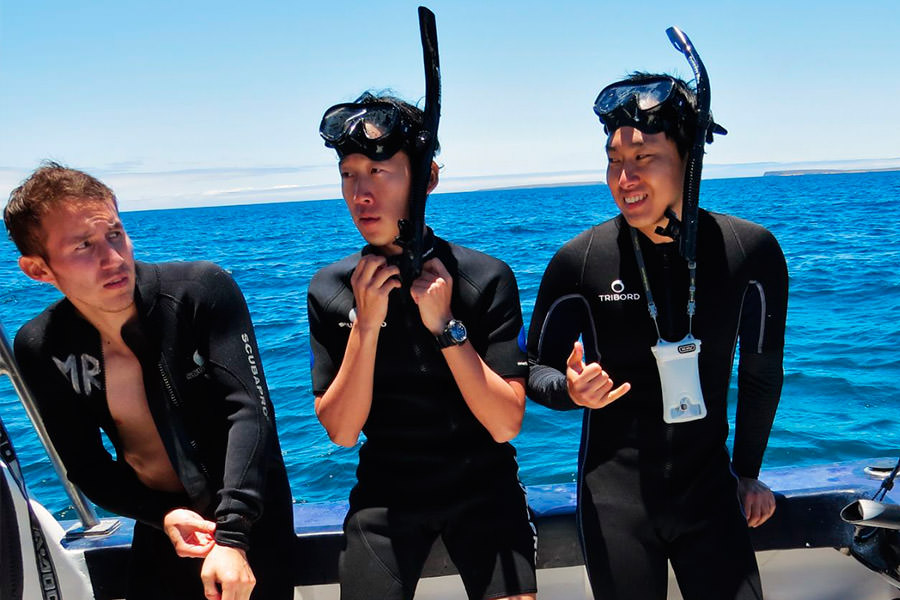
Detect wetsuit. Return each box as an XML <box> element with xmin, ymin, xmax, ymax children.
<box><xmin>14</xmin><ymin>261</ymin><xmax>295</xmax><ymax>600</ymax></box>
<box><xmin>308</xmin><ymin>234</ymin><xmax>537</xmax><ymax>600</ymax></box>
<box><xmin>527</xmin><ymin>210</ymin><xmax>787</xmax><ymax>599</ymax></box>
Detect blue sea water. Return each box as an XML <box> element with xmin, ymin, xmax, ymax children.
<box><xmin>1</xmin><ymin>171</ymin><xmax>899</xmax><ymax>519</ymax></box>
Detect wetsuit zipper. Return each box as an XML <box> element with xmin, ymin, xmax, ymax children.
<box><xmin>157</xmin><ymin>361</ymin><xmax>211</xmax><ymax>479</ymax></box>
<box><xmin>663</xmin><ymin>425</ymin><xmax>674</xmax><ymax>479</ymax></box>
<box><xmin>100</xmin><ymin>340</ymin><xmax>109</xmax><ymax>403</ymax></box>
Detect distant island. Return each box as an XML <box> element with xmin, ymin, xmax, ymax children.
<box><xmin>763</xmin><ymin>166</ymin><xmax>900</xmax><ymax>176</ymax></box>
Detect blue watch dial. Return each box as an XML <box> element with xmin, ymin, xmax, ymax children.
<box><xmin>448</xmin><ymin>320</ymin><xmax>467</xmax><ymax>343</ymax></box>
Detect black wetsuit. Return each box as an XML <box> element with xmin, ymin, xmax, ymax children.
<box><xmin>308</xmin><ymin>235</ymin><xmax>536</xmax><ymax>600</ymax></box>
<box><xmin>527</xmin><ymin>211</ymin><xmax>787</xmax><ymax>599</ymax></box>
<box><xmin>14</xmin><ymin>261</ymin><xmax>295</xmax><ymax>600</ymax></box>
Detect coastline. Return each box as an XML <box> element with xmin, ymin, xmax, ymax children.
<box><xmin>763</xmin><ymin>166</ymin><xmax>900</xmax><ymax>177</ymax></box>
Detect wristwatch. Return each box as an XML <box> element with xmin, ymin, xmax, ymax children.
<box><xmin>435</xmin><ymin>319</ymin><xmax>467</xmax><ymax>349</ymax></box>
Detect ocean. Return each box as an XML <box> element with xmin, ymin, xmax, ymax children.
<box><xmin>1</xmin><ymin>170</ymin><xmax>898</xmax><ymax>519</ymax></box>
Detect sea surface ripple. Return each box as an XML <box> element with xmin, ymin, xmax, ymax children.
<box><xmin>1</xmin><ymin>171</ymin><xmax>898</xmax><ymax>518</ymax></box>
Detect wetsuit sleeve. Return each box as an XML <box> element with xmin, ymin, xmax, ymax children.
<box><xmin>307</xmin><ymin>273</ymin><xmax>340</xmax><ymax>395</ymax></box>
<box><xmin>526</xmin><ymin>243</ymin><xmax>586</xmax><ymax>411</ymax></box>
<box><xmin>732</xmin><ymin>228</ymin><xmax>789</xmax><ymax>479</ymax></box>
<box><xmin>476</xmin><ymin>262</ymin><xmax>529</xmax><ymax>379</ymax></box>
<box><xmin>195</xmin><ymin>266</ymin><xmax>279</xmax><ymax>550</ymax></box>
<box><xmin>13</xmin><ymin>325</ymin><xmax>184</xmax><ymax>527</ymax></box>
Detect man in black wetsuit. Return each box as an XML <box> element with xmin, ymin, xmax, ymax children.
<box><xmin>308</xmin><ymin>93</ymin><xmax>537</xmax><ymax>600</ymax></box>
<box><xmin>4</xmin><ymin>163</ymin><xmax>295</xmax><ymax>600</ymax></box>
<box><xmin>527</xmin><ymin>74</ymin><xmax>788</xmax><ymax>599</ymax></box>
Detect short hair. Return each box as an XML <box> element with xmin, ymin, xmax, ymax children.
<box><xmin>615</xmin><ymin>72</ymin><xmax>698</xmax><ymax>158</ymax></box>
<box><xmin>4</xmin><ymin>162</ymin><xmax>118</xmax><ymax>257</ymax></box>
<box><xmin>351</xmin><ymin>90</ymin><xmax>441</xmax><ymax>158</ymax></box>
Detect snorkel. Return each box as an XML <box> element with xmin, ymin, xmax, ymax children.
<box><xmin>665</xmin><ymin>26</ymin><xmax>726</xmax><ymax>262</ymax></box>
<box><xmin>395</xmin><ymin>6</ymin><xmax>442</xmax><ymax>282</ymax></box>
<box><xmin>594</xmin><ymin>28</ymin><xmax>726</xmax><ymax>259</ymax></box>
<box><xmin>592</xmin><ymin>28</ymin><xmax>729</xmax><ymax>424</ymax></box>
<box><xmin>319</xmin><ymin>6</ymin><xmax>441</xmax><ymax>283</ymax></box>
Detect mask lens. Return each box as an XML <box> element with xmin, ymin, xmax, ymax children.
<box><xmin>594</xmin><ymin>85</ymin><xmax>634</xmax><ymax>114</ymax></box>
<box><xmin>635</xmin><ymin>79</ymin><xmax>675</xmax><ymax>110</ymax></box>
<box><xmin>320</xmin><ymin>106</ymin><xmax>361</xmax><ymax>141</ymax></box>
<box><xmin>358</xmin><ymin>107</ymin><xmax>397</xmax><ymax>140</ymax></box>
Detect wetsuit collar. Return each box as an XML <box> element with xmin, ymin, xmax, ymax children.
<box><xmin>134</xmin><ymin>261</ymin><xmax>161</xmax><ymax>316</ymax></box>
<box><xmin>358</xmin><ymin>227</ymin><xmax>438</xmax><ymax>287</ymax></box>
<box><xmin>361</xmin><ymin>226</ymin><xmax>437</xmax><ymax>263</ymax></box>
<box><xmin>121</xmin><ymin>262</ymin><xmax>163</xmax><ymax>360</ymax></box>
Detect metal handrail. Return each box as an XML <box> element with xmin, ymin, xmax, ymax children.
<box><xmin>0</xmin><ymin>323</ymin><xmax>99</xmax><ymax>529</ymax></box>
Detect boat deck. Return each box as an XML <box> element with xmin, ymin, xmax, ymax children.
<box><xmin>61</xmin><ymin>458</ymin><xmax>900</xmax><ymax>599</ymax></box>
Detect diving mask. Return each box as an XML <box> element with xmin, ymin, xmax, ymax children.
<box><xmin>320</xmin><ymin>101</ymin><xmax>416</xmax><ymax>161</ymax></box>
<box><xmin>593</xmin><ymin>76</ymin><xmax>692</xmax><ymax>136</ymax></box>
<box><xmin>593</xmin><ymin>75</ymin><xmax>726</xmax><ymax>141</ymax></box>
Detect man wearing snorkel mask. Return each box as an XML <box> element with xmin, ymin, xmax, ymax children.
<box><xmin>527</xmin><ymin>72</ymin><xmax>788</xmax><ymax>599</ymax></box>
<box><xmin>307</xmin><ymin>92</ymin><xmax>537</xmax><ymax>600</ymax></box>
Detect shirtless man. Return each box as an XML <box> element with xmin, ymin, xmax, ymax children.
<box><xmin>5</xmin><ymin>162</ymin><xmax>295</xmax><ymax>600</ymax></box>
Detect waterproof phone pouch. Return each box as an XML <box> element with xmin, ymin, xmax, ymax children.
<box><xmin>650</xmin><ymin>335</ymin><xmax>707</xmax><ymax>424</ymax></box>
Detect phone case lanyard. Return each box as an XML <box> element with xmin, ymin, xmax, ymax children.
<box><xmin>629</xmin><ymin>227</ymin><xmax>697</xmax><ymax>341</ymax></box>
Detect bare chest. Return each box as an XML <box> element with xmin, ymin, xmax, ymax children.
<box><xmin>102</xmin><ymin>345</ymin><xmax>183</xmax><ymax>492</ymax></box>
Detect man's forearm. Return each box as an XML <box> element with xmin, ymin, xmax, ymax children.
<box><xmin>315</xmin><ymin>324</ymin><xmax>379</xmax><ymax>447</ymax></box>
<box><xmin>441</xmin><ymin>341</ymin><xmax>525</xmax><ymax>443</ymax></box>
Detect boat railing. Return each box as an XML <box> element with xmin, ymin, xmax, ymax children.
<box><xmin>61</xmin><ymin>461</ymin><xmax>891</xmax><ymax>595</ymax></box>
<box><xmin>0</xmin><ymin>322</ymin><xmax>119</xmax><ymax>537</ymax></box>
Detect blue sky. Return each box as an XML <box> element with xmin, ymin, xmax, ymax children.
<box><xmin>1</xmin><ymin>0</ymin><xmax>898</xmax><ymax>210</ymax></box>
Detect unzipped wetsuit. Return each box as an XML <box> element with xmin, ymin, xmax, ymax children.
<box><xmin>308</xmin><ymin>234</ymin><xmax>537</xmax><ymax>600</ymax></box>
<box><xmin>14</xmin><ymin>261</ymin><xmax>295</xmax><ymax>600</ymax></box>
<box><xmin>527</xmin><ymin>210</ymin><xmax>788</xmax><ymax>599</ymax></box>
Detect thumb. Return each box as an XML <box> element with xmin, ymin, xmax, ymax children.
<box><xmin>198</xmin><ymin>519</ymin><xmax>217</xmax><ymax>534</ymax></box>
<box><xmin>567</xmin><ymin>341</ymin><xmax>584</xmax><ymax>374</ymax></box>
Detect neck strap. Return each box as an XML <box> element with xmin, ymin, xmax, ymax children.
<box><xmin>629</xmin><ymin>227</ymin><xmax>697</xmax><ymax>340</ymax></box>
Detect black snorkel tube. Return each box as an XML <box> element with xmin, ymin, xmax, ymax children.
<box><xmin>664</xmin><ymin>26</ymin><xmax>726</xmax><ymax>262</ymax></box>
<box><xmin>396</xmin><ymin>6</ymin><xmax>441</xmax><ymax>282</ymax></box>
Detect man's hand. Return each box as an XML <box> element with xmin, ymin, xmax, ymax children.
<box><xmin>200</xmin><ymin>544</ymin><xmax>256</xmax><ymax>600</ymax></box>
<box><xmin>163</xmin><ymin>508</ymin><xmax>216</xmax><ymax>558</ymax></box>
<box><xmin>566</xmin><ymin>341</ymin><xmax>630</xmax><ymax>408</ymax></box>
<box><xmin>738</xmin><ymin>476</ymin><xmax>776</xmax><ymax>527</ymax></box>
<box><xmin>410</xmin><ymin>258</ymin><xmax>453</xmax><ymax>335</ymax></box>
<box><xmin>350</xmin><ymin>255</ymin><xmax>401</xmax><ymax>332</ymax></box>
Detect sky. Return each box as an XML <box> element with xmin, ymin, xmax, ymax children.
<box><xmin>1</xmin><ymin>0</ymin><xmax>898</xmax><ymax>211</ymax></box>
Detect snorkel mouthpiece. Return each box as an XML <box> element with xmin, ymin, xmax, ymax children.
<box><xmin>654</xmin><ymin>208</ymin><xmax>682</xmax><ymax>241</ymax></box>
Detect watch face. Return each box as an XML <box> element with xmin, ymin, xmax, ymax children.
<box><xmin>449</xmin><ymin>320</ymin><xmax>467</xmax><ymax>343</ymax></box>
